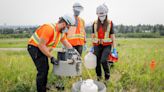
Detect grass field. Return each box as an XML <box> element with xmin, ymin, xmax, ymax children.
<box><xmin>0</xmin><ymin>38</ymin><xmax>164</xmax><ymax>92</ymax></box>
<box><xmin>0</xmin><ymin>38</ymin><xmax>28</xmax><ymax>48</ymax></box>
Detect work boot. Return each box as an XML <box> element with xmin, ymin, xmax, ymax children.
<box><xmin>97</xmin><ymin>76</ymin><xmax>102</xmax><ymax>81</ymax></box>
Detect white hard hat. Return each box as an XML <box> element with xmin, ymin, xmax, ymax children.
<box><xmin>62</xmin><ymin>14</ymin><xmax>75</xmax><ymax>26</ymax></box>
<box><xmin>73</xmin><ymin>2</ymin><xmax>84</xmax><ymax>12</ymax></box>
<box><xmin>102</xmin><ymin>3</ymin><xmax>108</xmax><ymax>13</ymax></box>
<box><xmin>96</xmin><ymin>4</ymin><xmax>108</xmax><ymax>17</ymax></box>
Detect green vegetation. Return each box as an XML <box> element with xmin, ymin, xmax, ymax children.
<box><xmin>0</xmin><ymin>38</ymin><xmax>164</xmax><ymax>92</ymax></box>
<box><xmin>85</xmin><ymin>24</ymin><xmax>164</xmax><ymax>38</ymax></box>
<box><xmin>0</xmin><ymin>38</ymin><xmax>28</xmax><ymax>48</ymax></box>
<box><xmin>1</xmin><ymin>24</ymin><xmax>164</xmax><ymax>39</ymax></box>
<box><xmin>116</xmin><ymin>33</ymin><xmax>161</xmax><ymax>38</ymax></box>
<box><xmin>0</xmin><ymin>33</ymin><xmax>31</xmax><ymax>39</ymax></box>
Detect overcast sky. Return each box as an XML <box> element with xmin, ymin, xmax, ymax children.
<box><xmin>0</xmin><ymin>0</ymin><xmax>164</xmax><ymax>25</ymax></box>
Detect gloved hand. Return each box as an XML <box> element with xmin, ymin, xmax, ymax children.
<box><xmin>90</xmin><ymin>47</ymin><xmax>94</xmax><ymax>53</ymax></box>
<box><xmin>51</xmin><ymin>57</ymin><xmax>59</xmax><ymax>65</ymax></box>
<box><xmin>68</xmin><ymin>48</ymin><xmax>80</xmax><ymax>56</ymax></box>
<box><xmin>112</xmin><ymin>48</ymin><xmax>118</xmax><ymax>57</ymax></box>
<box><xmin>68</xmin><ymin>48</ymin><xmax>81</xmax><ymax>61</ymax></box>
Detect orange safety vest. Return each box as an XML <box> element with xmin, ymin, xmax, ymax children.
<box><xmin>92</xmin><ymin>20</ymin><xmax>113</xmax><ymax>46</ymax></box>
<box><xmin>66</xmin><ymin>17</ymin><xmax>85</xmax><ymax>46</ymax></box>
<box><xmin>28</xmin><ymin>23</ymin><xmax>65</xmax><ymax>48</ymax></box>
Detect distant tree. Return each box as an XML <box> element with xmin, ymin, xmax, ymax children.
<box><xmin>3</xmin><ymin>28</ymin><xmax>14</xmax><ymax>34</ymax></box>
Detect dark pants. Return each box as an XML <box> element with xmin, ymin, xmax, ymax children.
<box><xmin>27</xmin><ymin>45</ymin><xmax>49</xmax><ymax>92</ymax></box>
<box><xmin>94</xmin><ymin>45</ymin><xmax>111</xmax><ymax>80</ymax></box>
<box><xmin>73</xmin><ymin>45</ymin><xmax>83</xmax><ymax>56</ymax></box>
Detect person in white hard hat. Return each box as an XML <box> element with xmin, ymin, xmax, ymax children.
<box><xmin>65</xmin><ymin>2</ymin><xmax>86</xmax><ymax>56</ymax></box>
<box><xmin>27</xmin><ymin>14</ymin><xmax>79</xmax><ymax>92</ymax></box>
<box><xmin>91</xmin><ymin>4</ymin><xmax>117</xmax><ymax>85</ymax></box>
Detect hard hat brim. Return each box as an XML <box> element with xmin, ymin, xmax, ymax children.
<box><xmin>97</xmin><ymin>13</ymin><xmax>107</xmax><ymax>17</ymax></box>
<box><xmin>73</xmin><ymin>7</ymin><xmax>83</xmax><ymax>12</ymax></box>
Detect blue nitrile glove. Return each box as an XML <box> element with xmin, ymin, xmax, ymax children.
<box><xmin>90</xmin><ymin>47</ymin><xmax>94</xmax><ymax>53</ymax></box>
<box><xmin>83</xmin><ymin>44</ymin><xmax>87</xmax><ymax>51</ymax></box>
<box><xmin>51</xmin><ymin>57</ymin><xmax>59</xmax><ymax>65</ymax></box>
<box><xmin>112</xmin><ymin>48</ymin><xmax>118</xmax><ymax>57</ymax></box>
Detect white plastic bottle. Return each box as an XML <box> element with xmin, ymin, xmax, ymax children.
<box><xmin>84</xmin><ymin>52</ymin><xmax>97</xmax><ymax>69</ymax></box>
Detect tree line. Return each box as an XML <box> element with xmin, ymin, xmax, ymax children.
<box><xmin>0</xmin><ymin>26</ymin><xmax>37</xmax><ymax>38</ymax></box>
<box><xmin>0</xmin><ymin>24</ymin><xmax>164</xmax><ymax>38</ymax></box>
<box><xmin>86</xmin><ymin>24</ymin><xmax>164</xmax><ymax>38</ymax></box>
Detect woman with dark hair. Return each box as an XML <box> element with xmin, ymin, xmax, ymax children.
<box><xmin>91</xmin><ymin>4</ymin><xmax>118</xmax><ymax>84</ymax></box>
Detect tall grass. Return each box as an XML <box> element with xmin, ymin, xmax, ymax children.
<box><xmin>0</xmin><ymin>38</ymin><xmax>164</xmax><ymax>92</ymax></box>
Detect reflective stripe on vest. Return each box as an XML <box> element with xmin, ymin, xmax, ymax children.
<box><xmin>93</xmin><ymin>20</ymin><xmax>112</xmax><ymax>44</ymax></box>
<box><xmin>30</xmin><ymin>24</ymin><xmax>63</xmax><ymax>47</ymax></box>
<box><xmin>67</xmin><ymin>17</ymin><xmax>85</xmax><ymax>40</ymax></box>
<box><xmin>31</xmin><ymin>32</ymin><xmax>40</xmax><ymax>44</ymax></box>
<box><xmin>67</xmin><ymin>34</ymin><xmax>85</xmax><ymax>40</ymax></box>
